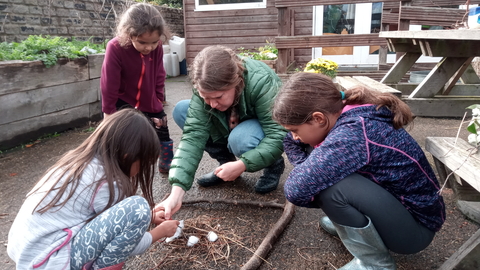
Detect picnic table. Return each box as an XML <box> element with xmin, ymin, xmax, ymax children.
<box><xmin>426</xmin><ymin>137</ymin><xmax>480</xmax><ymax>269</ymax></box>
<box><xmin>379</xmin><ymin>29</ymin><xmax>480</xmax><ymax>117</ymax></box>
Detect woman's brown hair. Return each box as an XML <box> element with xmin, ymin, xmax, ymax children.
<box><xmin>190</xmin><ymin>45</ymin><xmax>245</xmax><ymax>101</ymax></box>
<box><xmin>272</xmin><ymin>72</ymin><xmax>413</xmax><ymax>129</ymax></box>
<box><xmin>33</xmin><ymin>108</ymin><xmax>160</xmax><ymax>222</ymax></box>
<box><xmin>116</xmin><ymin>3</ymin><xmax>170</xmax><ymax>47</ymax></box>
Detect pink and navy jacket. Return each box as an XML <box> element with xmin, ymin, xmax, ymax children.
<box><xmin>283</xmin><ymin>105</ymin><xmax>445</xmax><ymax>232</ymax></box>
<box><xmin>101</xmin><ymin>37</ymin><xmax>166</xmax><ymax>114</ymax></box>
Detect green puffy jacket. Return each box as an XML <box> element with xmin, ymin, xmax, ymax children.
<box><xmin>168</xmin><ymin>58</ymin><xmax>287</xmax><ymax>191</ymax></box>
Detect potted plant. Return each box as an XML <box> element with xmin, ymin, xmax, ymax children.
<box><xmin>238</xmin><ymin>42</ymin><xmax>278</xmax><ymax>70</ymax></box>
<box><xmin>304</xmin><ymin>57</ymin><xmax>339</xmax><ymax>79</ymax></box>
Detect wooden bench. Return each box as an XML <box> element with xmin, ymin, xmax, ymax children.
<box><xmin>335</xmin><ymin>76</ymin><xmax>402</xmax><ymax>97</ymax></box>
<box><xmin>425</xmin><ymin>137</ymin><xmax>480</xmax><ymax>269</ymax></box>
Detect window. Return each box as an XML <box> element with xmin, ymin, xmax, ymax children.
<box><xmin>195</xmin><ymin>0</ymin><xmax>266</xmax><ymax>11</ymax></box>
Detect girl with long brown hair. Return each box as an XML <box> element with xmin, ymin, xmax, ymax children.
<box><xmin>8</xmin><ymin>109</ymin><xmax>179</xmax><ymax>270</ymax></box>
<box><xmin>156</xmin><ymin>45</ymin><xmax>287</xmax><ymax>220</ymax></box>
<box><xmin>272</xmin><ymin>72</ymin><xmax>445</xmax><ymax>270</ymax></box>
<box><xmin>101</xmin><ymin>3</ymin><xmax>174</xmax><ymax>174</ymax></box>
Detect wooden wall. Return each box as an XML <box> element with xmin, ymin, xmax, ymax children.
<box><xmin>0</xmin><ymin>55</ymin><xmax>104</xmax><ymax>151</ymax></box>
<box><xmin>183</xmin><ymin>0</ymin><xmax>313</xmax><ymax>68</ymax></box>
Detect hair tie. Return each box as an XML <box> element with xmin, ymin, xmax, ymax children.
<box><xmin>340</xmin><ymin>91</ymin><xmax>345</xmax><ymax>100</ymax></box>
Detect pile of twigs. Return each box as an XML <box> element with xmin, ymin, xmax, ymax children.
<box><xmin>139</xmin><ymin>214</ymin><xmax>257</xmax><ymax>269</ymax></box>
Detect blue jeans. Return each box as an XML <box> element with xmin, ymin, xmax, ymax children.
<box><xmin>173</xmin><ymin>99</ymin><xmax>265</xmax><ymax>156</ymax></box>
<box><xmin>70</xmin><ymin>196</ymin><xmax>151</xmax><ymax>270</ymax></box>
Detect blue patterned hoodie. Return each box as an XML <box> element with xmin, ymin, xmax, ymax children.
<box><xmin>283</xmin><ymin>105</ymin><xmax>445</xmax><ymax>232</ymax></box>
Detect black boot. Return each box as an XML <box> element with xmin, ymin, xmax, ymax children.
<box><xmin>197</xmin><ymin>140</ymin><xmax>236</xmax><ymax>187</ymax></box>
<box><xmin>255</xmin><ymin>157</ymin><xmax>285</xmax><ymax>194</ymax></box>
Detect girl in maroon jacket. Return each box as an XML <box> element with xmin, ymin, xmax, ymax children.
<box><xmin>101</xmin><ymin>3</ymin><xmax>173</xmax><ymax>173</ymax></box>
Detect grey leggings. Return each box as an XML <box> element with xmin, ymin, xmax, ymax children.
<box><xmin>70</xmin><ymin>196</ymin><xmax>151</xmax><ymax>269</ymax></box>
<box><xmin>314</xmin><ymin>173</ymin><xmax>435</xmax><ymax>254</ymax></box>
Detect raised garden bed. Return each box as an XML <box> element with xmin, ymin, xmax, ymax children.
<box><xmin>0</xmin><ymin>54</ymin><xmax>105</xmax><ymax>151</ymax></box>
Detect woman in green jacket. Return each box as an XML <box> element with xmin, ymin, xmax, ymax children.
<box><xmin>156</xmin><ymin>45</ymin><xmax>287</xmax><ymax>219</ymax></box>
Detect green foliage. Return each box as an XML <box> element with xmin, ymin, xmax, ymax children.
<box><xmin>0</xmin><ymin>35</ymin><xmax>107</xmax><ymax>68</ymax></box>
<box><xmin>83</xmin><ymin>126</ymin><xmax>96</xmax><ymax>133</ymax></box>
<box><xmin>142</xmin><ymin>0</ymin><xmax>183</xmax><ymax>8</ymax></box>
<box><xmin>466</xmin><ymin>104</ymin><xmax>480</xmax><ymax>146</ymax></box>
<box><xmin>238</xmin><ymin>43</ymin><xmax>278</xmax><ymax>61</ymax></box>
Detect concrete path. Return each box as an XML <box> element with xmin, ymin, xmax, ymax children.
<box><xmin>0</xmin><ymin>75</ymin><xmax>478</xmax><ymax>270</ymax></box>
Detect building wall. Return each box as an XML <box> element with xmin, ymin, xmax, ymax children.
<box><xmin>183</xmin><ymin>0</ymin><xmax>312</xmax><ymax>68</ymax></box>
<box><xmin>0</xmin><ymin>0</ymin><xmax>184</xmax><ymax>43</ymax></box>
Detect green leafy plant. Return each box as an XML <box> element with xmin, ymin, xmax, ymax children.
<box><xmin>466</xmin><ymin>104</ymin><xmax>480</xmax><ymax>146</ymax></box>
<box><xmin>0</xmin><ymin>35</ymin><xmax>106</xmax><ymax>68</ymax></box>
<box><xmin>304</xmin><ymin>58</ymin><xmax>339</xmax><ymax>78</ymax></box>
<box><xmin>83</xmin><ymin>126</ymin><xmax>96</xmax><ymax>133</ymax></box>
<box><xmin>238</xmin><ymin>42</ymin><xmax>278</xmax><ymax>61</ymax></box>
<box><xmin>142</xmin><ymin>0</ymin><xmax>183</xmax><ymax>8</ymax></box>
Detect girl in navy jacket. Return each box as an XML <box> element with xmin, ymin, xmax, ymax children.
<box><xmin>272</xmin><ymin>72</ymin><xmax>445</xmax><ymax>270</ymax></box>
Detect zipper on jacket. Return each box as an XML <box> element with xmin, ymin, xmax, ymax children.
<box><xmin>135</xmin><ymin>53</ymin><xmax>146</xmax><ymax>109</ymax></box>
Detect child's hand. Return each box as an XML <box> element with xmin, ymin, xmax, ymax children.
<box><xmin>153</xmin><ymin>209</ymin><xmax>166</xmax><ymax>225</ymax></box>
<box><xmin>158</xmin><ymin>220</ymin><xmax>180</xmax><ymax>237</ymax></box>
<box><xmin>149</xmin><ymin>219</ymin><xmax>180</xmax><ymax>243</ymax></box>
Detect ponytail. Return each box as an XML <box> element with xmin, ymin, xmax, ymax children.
<box><xmin>344</xmin><ymin>86</ymin><xmax>413</xmax><ymax>129</ymax></box>
<box><xmin>272</xmin><ymin>72</ymin><xmax>413</xmax><ymax>129</ymax></box>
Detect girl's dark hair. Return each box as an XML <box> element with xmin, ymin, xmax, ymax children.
<box><xmin>272</xmin><ymin>72</ymin><xmax>413</xmax><ymax>129</ymax></box>
<box><xmin>33</xmin><ymin>108</ymin><xmax>160</xmax><ymax>222</ymax></box>
<box><xmin>190</xmin><ymin>45</ymin><xmax>245</xmax><ymax>100</ymax></box>
<box><xmin>116</xmin><ymin>3</ymin><xmax>170</xmax><ymax>47</ymax></box>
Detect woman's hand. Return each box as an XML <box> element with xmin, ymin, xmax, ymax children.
<box><xmin>149</xmin><ymin>219</ymin><xmax>180</xmax><ymax>243</ymax></box>
<box><xmin>214</xmin><ymin>160</ymin><xmax>246</xmax><ymax>181</ymax></box>
<box><xmin>154</xmin><ymin>186</ymin><xmax>185</xmax><ymax>220</ymax></box>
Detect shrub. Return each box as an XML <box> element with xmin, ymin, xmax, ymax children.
<box><xmin>466</xmin><ymin>104</ymin><xmax>480</xmax><ymax>146</ymax></box>
<box><xmin>238</xmin><ymin>43</ymin><xmax>278</xmax><ymax>61</ymax></box>
<box><xmin>0</xmin><ymin>35</ymin><xmax>107</xmax><ymax>68</ymax></box>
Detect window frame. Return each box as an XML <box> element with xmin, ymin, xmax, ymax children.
<box><xmin>194</xmin><ymin>0</ymin><xmax>267</xmax><ymax>11</ymax></box>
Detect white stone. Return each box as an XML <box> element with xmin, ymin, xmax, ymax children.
<box><xmin>187</xmin><ymin>236</ymin><xmax>199</xmax><ymax>247</ymax></box>
<box><xmin>207</xmin><ymin>231</ymin><xmax>218</xmax><ymax>242</ymax></box>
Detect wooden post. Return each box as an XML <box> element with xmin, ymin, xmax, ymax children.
<box><xmin>378</xmin><ymin>23</ymin><xmax>390</xmax><ymax>69</ymax></box>
<box><xmin>289</xmin><ymin>9</ymin><xmax>295</xmax><ymax>70</ymax></box>
<box><xmin>277</xmin><ymin>7</ymin><xmax>291</xmax><ymax>74</ymax></box>
<box><xmin>396</xmin><ymin>1</ymin><xmax>412</xmax><ymax>60</ymax></box>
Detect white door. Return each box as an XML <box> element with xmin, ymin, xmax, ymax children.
<box><xmin>312</xmin><ymin>3</ymin><xmax>396</xmax><ymax>66</ymax></box>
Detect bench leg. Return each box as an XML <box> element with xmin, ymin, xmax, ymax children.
<box><xmin>438</xmin><ymin>228</ymin><xmax>480</xmax><ymax>270</ymax></box>
<box><xmin>433</xmin><ymin>156</ymin><xmax>450</xmax><ymax>188</ymax></box>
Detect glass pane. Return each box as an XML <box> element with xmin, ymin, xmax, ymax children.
<box><xmin>322</xmin><ymin>4</ymin><xmax>355</xmax><ymax>55</ymax></box>
<box><xmin>370</xmin><ymin>2</ymin><xmax>383</xmax><ymax>55</ymax></box>
<box><xmin>199</xmin><ymin>0</ymin><xmax>263</xmax><ymax>5</ymax></box>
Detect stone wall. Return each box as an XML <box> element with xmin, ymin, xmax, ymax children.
<box><xmin>0</xmin><ymin>0</ymin><xmax>184</xmax><ymax>43</ymax></box>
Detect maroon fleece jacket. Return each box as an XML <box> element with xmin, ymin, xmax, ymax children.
<box><xmin>101</xmin><ymin>37</ymin><xmax>166</xmax><ymax>114</ymax></box>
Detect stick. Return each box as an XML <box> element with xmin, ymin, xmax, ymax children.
<box><xmin>182</xmin><ymin>198</ymin><xmax>285</xmax><ymax>209</ymax></box>
<box><xmin>240</xmin><ymin>201</ymin><xmax>295</xmax><ymax>270</ymax></box>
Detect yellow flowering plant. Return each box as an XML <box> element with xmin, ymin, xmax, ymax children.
<box><xmin>304</xmin><ymin>58</ymin><xmax>339</xmax><ymax>78</ymax></box>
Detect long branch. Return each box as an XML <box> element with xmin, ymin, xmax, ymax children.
<box><xmin>182</xmin><ymin>198</ymin><xmax>285</xmax><ymax>209</ymax></box>
<box><xmin>240</xmin><ymin>201</ymin><xmax>296</xmax><ymax>270</ymax></box>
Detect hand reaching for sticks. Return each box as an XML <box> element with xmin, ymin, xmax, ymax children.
<box><xmin>151</xmin><ymin>115</ymin><xmax>168</xmax><ymax>129</ymax></box>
